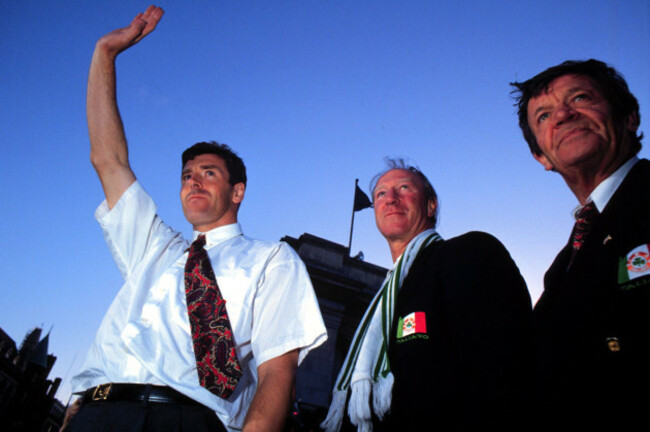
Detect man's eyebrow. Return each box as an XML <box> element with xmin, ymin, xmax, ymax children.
<box><xmin>531</xmin><ymin>103</ymin><xmax>550</xmax><ymax>118</ymax></box>
<box><xmin>566</xmin><ymin>85</ymin><xmax>591</xmax><ymax>96</ymax></box>
<box><xmin>181</xmin><ymin>164</ymin><xmax>222</xmax><ymax>175</ymax></box>
<box><xmin>531</xmin><ymin>85</ymin><xmax>595</xmax><ymax>118</ymax></box>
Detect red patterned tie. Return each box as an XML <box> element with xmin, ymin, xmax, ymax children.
<box><xmin>569</xmin><ymin>201</ymin><xmax>598</xmax><ymax>267</ymax></box>
<box><xmin>185</xmin><ymin>234</ymin><xmax>242</xmax><ymax>399</ymax></box>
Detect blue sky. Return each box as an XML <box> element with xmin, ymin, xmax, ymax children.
<box><xmin>1</xmin><ymin>0</ymin><xmax>648</xmax><ymax>403</ymax></box>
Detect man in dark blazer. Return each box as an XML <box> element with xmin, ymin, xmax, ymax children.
<box><xmin>382</xmin><ymin>228</ymin><xmax>533</xmax><ymax>431</ymax></box>
<box><xmin>322</xmin><ymin>160</ymin><xmax>532</xmax><ymax>431</ymax></box>
<box><xmin>512</xmin><ymin>60</ymin><xmax>649</xmax><ymax>430</ymax></box>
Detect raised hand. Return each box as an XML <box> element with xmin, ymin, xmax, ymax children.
<box><xmin>88</xmin><ymin>5</ymin><xmax>164</xmax><ymax>209</ymax></box>
<box><xmin>96</xmin><ymin>5</ymin><xmax>164</xmax><ymax>58</ymax></box>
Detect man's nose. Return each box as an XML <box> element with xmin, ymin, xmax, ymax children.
<box><xmin>190</xmin><ymin>173</ymin><xmax>202</xmax><ymax>187</ymax></box>
<box><xmin>385</xmin><ymin>189</ymin><xmax>398</xmax><ymax>203</ymax></box>
<box><xmin>554</xmin><ymin>104</ymin><xmax>578</xmax><ymax>125</ymax></box>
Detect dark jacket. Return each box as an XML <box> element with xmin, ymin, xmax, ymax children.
<box><xmin>380</xmin><ymin>231</ymin><xmax>533</xmax><ymax>431</ymax></box>
<box><xmin>534</xmin><ymin>159</ymin><xmax>650</xmax><ymax>430</ymax></box>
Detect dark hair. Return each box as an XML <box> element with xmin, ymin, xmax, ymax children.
<box><xmin>510</xmin><ymin>59</ymin><xmax>642</xmax><ymax>156</ymax></box>
<box><xmin>369</xmin><ymin>157</ymin><xmax>439</xmax><ymax>228</ymax></box>
<box><xmin>182</xmin><ymin>141</ymin><xmax>247</xmax><ymax>186</ymax></box>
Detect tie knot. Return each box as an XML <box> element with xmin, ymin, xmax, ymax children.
<box><xmin>576</xmin><ymin>201</ymin><xmax>598</xmax><ymax>223</ymax></box>
<box><xmin>194</xmin><ymin>234</ymin><xmax>207</xmax><ymax>247</ymax></box>
<box><xmin>188</xmin><ymin>235</ymin><xmax>206</xmax><ymax>254</ymax></box>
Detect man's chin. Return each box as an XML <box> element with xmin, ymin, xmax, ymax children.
<box><xmin>556</xmin><ymin>144</ymin><xmax>603</xmax><ymax>168</ymax></box>
<box><xmin>184</xmin><ymin>210</ymin><xmax>211</xmax><ymax>227</ymax></box>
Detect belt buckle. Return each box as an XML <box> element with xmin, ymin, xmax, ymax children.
<box><xmin>92</xmin><ymin>383</ymin><xmax>113</xmax><ymax>401</ymax></box>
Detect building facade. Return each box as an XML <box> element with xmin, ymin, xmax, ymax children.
<box><xmin>282</xmin><ymin>234</ymin><xmax>387</xmax><ymax>429</ymax></box>
<box><xmin>0</xmin><ymin>327</ymin><xmax>65</xmax><ymax>432</ymax></box>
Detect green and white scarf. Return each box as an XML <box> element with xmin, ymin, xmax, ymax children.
<box><xmin>322</xmin><ymin>229</ymin><xmax>443</xmax><ymax>432</ymax></box>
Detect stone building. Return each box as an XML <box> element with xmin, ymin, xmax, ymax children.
<box><xmin>0</xmin><ymin>327</ymin><xmax>65</xmax><ymax>431</ymax></box>
<box><xmin>281</xmin><ymin>233</ymin><xmax>387</xmax><ymax>429</ymax></box>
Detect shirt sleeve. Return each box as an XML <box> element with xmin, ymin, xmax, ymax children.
<box><xmin>250</xmin><ymin>242</ymin><xmax>327</xmax><ymax>366</ymax></box>
<box><xmin>95</xmin><ymin>181</ymin><xmax>181</xmax><ymax>280</ymax></box>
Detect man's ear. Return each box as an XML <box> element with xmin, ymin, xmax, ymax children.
<box><xmin>626</xmin><ymin>111</ymin><xmax>640</xmax><ymax>134</ymax></box>
<box><xmin>232</xmin><ymin>183</ymin><xmax>245</xmax><ymax>204</ymax></box>
<box><xmin>427</xmin><ymin>198</ymin><xmax>437</xmax><ymax>219</ymax></box>
<box><xmin>533</xmin><ymin>152</ymin><xmax>554</xmax><ymax>171</ymax></box>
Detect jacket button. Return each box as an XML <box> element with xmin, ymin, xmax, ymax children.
<box><xmin>606</xmin><ymin>337</ymin><xmax>621</xmax><ymax>352</ymax></box>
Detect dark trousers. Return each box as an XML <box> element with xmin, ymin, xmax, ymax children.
<box><xmin>66</xmin><ymin>400</ymin><xmax>227</xmax><ymax>432</ymax></box>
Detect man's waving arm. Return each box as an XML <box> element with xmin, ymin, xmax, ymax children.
<box><xmin>88</xmin><ymin>5</ymin><xmax>164</xmax><ymax>209</ymax></box>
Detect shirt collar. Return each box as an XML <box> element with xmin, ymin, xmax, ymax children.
<box><xmin>193</xmin><ymin>222</ymin><xmax>243</xmax><ymax>247</ymax></box>
<box><xmin>572</xmin><ymin>156</ymin><xmax>639</xmax><ymax>218</ymax></box>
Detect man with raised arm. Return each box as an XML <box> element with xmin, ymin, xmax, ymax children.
<box><xmin>67</xmin><ymin>6</ymin><xmax>326</xmax><ymax>432</ymax></box>
<box><xmin>511</xmin><ymin>59</ymin><xmax>648</xmax><ymax>430</ymax></box>
<box><xmin>322</xmin><ymin>160</ymin><xmax>532</xmax><ymax>431</ymax></box>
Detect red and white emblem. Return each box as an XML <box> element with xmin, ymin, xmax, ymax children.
<box><xmin>627</xmin><ymin>251</ymin><xmax>650</xmax><ymax>273</ymax></box>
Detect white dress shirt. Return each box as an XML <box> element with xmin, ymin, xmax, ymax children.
<box><xmin>573</xmin><ymin>156</ymin><xmax>639</xmax><ymax>217</ymax></box>
<box><xmin>71</xmin><ymin>181</ymin><xmax>327</xmax><ymax>430</ymax></box>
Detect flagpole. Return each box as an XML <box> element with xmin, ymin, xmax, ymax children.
<box><xmin>348</xmin><ymin>179</ymin><xmax>359</xmax><ymax>254</ymax></box>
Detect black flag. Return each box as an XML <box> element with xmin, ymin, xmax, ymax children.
<box><xmin>353</xmin><ymin>184</ymin><xmax>372</xmax><ymax>211</ymax></box>
<box><xmin>348</xmin><ymin>179</ymin><xmax>372</xmax><ymax>253</ymax></box>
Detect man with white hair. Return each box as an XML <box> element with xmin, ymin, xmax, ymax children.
<box><xmin>323</xmin><ymin>160</ymin><xmax>532</xmax><ymax>431</ymax></box>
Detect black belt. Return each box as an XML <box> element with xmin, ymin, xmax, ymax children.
<box><xmin>82</xmin><ymin>384</ymin><xmax>202</xmax><ymax>406</ymax></box>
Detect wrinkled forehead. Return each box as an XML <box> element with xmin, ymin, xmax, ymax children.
<box><xmin>375</xmin><ymin>169</ymin><xmax>422</xmax><ymax>190</ymax></box>
<box><xmin>531</xmin><ymin>73</ymin><xmax>604</xmax><ymax>104</ymax></box>
<box><xmin>182</xmin><ymin>153</ymin><xmax>226</xmax><ymax>169</ymax></box>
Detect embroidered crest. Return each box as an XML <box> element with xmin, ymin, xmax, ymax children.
<box><xmin>397</xmin><ymin>311</ymin><xmax>427</xmax><ymax>339</ymax></box>
<box><xmin>627</xmin><ymin>251</ymin><xmax>650</xmax><ymax>273</ymax></box>
<box><xmin>618</xmin><ymin>244</ymin><xmax>650</xmax><ymax>290</ymax></box>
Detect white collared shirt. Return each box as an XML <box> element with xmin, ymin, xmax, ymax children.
<box><xmin>71</xmin><ymin>181</ymin><xmax>327</xmax><ymax>430</ymax></box>
<box><xmin>573</xmin><ymin>157</ymin><xmax>639</xmax><ymax>218</ymax></box>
